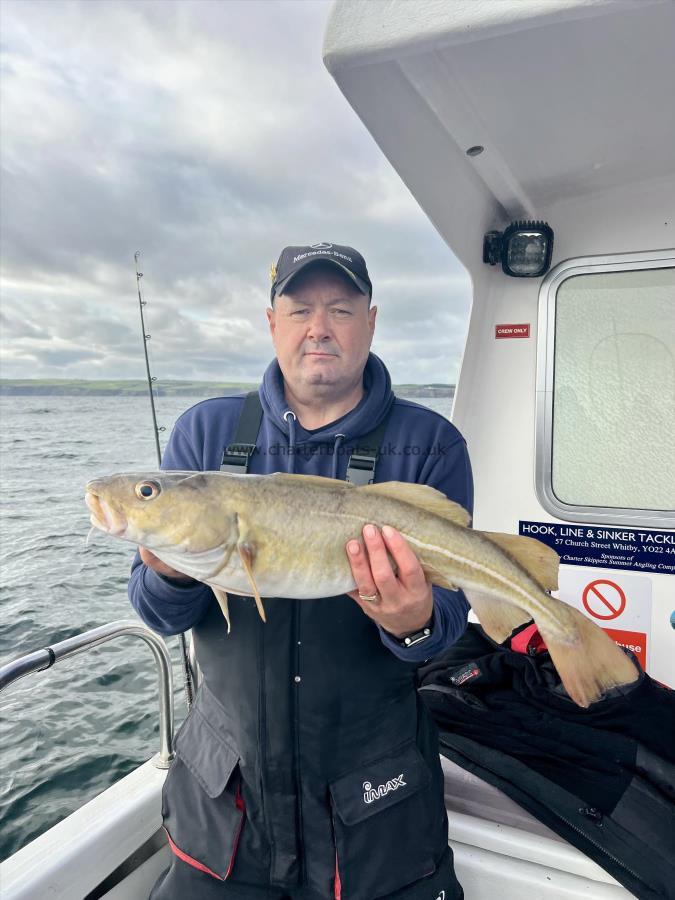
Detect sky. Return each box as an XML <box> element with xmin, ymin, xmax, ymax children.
<box><xmin>0</xmin><ymin>0</ymin><xmax>471</xmax><ymax>385</ymax></box>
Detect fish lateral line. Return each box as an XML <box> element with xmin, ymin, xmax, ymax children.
<box><xmin>401</xmin><ymin>532</ymin><xmax>563</xmax><ymax>626</ymax></box>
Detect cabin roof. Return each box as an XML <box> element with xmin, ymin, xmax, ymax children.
<box><xmin>324</xmin><ymin>0</ymin><xmax>675</xmax><ymax>268</ymax></box>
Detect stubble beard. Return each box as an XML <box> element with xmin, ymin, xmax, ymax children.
<box><xmin>294</xmin><ymin>361</ymin><xmax>363</xmax><ymax>404</ymax></box>
<box><xmin>297</xmin><ymin>369</ymin><xmax>343</xmax><ymax>399</ymax></box>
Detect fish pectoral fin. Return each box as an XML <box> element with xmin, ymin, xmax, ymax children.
<box><xmin>359</xmin><ymin>482</ymin><xmax>471</xmax><ymax>527</ymax></box>
<box><xmin>463</xmin><ymin>588</ymin><xmax>531</xmax><ymax>644</ymax></box>
<box><xmin>539</xmin><ymin>608</ymin><xmax>639</xmax><ymax>708</ymax></box>
<box><xmin>237</xmin><ymin>541</ymin><xmax>267</xmax><ymax>624</ymax></box>
<box><xmin>478</xmin><ymin>532</ymin><xmax>560</xmax><ymax>591</ymax></box>
<box><xmin>208</xmin><ymin>586</ymin><xmax>231</xmax><ymax>634</ymax></box>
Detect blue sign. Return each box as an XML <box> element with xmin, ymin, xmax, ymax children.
<box><xmin>518</xmin><ymin>521</ymin><xmax>675</xmax><ymax>574</ymax></box>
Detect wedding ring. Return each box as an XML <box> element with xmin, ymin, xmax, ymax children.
<box><xmin>358</xmin><ymin>591</ymin><xmax>380</xmax><ymax>603</ymax></box>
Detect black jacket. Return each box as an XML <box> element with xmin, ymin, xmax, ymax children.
<box><xmin>418</xmin><ymin>624</ymin><xmax>675</xmax><ymax>900</ymax></box>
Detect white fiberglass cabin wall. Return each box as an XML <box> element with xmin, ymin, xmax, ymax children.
<box><xmin>324</xmin><ymin>0</ymin><xmax>675</xmax><ymax>687</ymax></box>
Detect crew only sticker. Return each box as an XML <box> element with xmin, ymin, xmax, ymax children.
<box><xmin>519</xmin><ymin>521</ymin><xmax>675</xmax><ymax>574</ymax></box>
<box><xmin>495</xmin><ymin>323</ymin><xmax>530</xmax><ymax>339</ymax></box>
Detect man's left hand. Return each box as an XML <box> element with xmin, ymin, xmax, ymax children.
<box><xmin>346</xmin><ymin>524</ymin><xmax>433</xmax><ymax>638</ymax></box>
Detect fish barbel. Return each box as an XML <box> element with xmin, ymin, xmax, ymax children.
<box><xmin>85</xmin><ymin>471</ymin><xmax>638</xmax><ymax>707</ymax></box>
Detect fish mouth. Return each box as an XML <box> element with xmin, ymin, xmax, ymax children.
<box><xmin>85</xmin><ymin>490</ymin><xmax>128</xmax><ymax>537</ymax></box>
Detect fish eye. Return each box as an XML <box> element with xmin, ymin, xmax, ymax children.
<box><xmin>135</xmin><ymin>480</ymin><xmax>161</xmax><ymax>501</ymax></box>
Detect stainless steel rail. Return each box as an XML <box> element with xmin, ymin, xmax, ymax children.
<box><xmin>0</xmin><ymin>619</ymin><xmax>175</xmax><ymax>768</ymax></box>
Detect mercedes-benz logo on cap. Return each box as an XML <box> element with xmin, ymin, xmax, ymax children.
<box><xmin>310</xmin><ymin>242</ymin><xmax>333</xmax><ymax>250</ymax></box>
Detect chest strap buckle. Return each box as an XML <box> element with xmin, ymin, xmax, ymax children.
<box><xmin>345</xmin><ymin>453</ymin><xmax>377</xmax><ymax>486</ymax></box>
<box><xmin>221</xmin><ymin>443</ymin><xmax>257</xmax><ymax>473</ymax></box>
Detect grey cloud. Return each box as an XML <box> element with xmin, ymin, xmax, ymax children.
<box><xmin>1</xmin><ymin>311</ymin><xmax>50</xmax><ymax>341</ymax></box>
<box><xmin>0</xmin><ymin>0</ymin><xmax>470</xmax><ymax>384</ymax></box>
<box><xmin>7</xmin><ymin>344</ymin><xmax>101</xmax><ymax>367</ymax></box>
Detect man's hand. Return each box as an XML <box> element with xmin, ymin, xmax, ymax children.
<box><xmin>346</xmin><ymin>525</ymin><xmax>433</xmax><ymax>638</ymax></box>
<box><xmin>139</xmin><ymin>546</ymin><xmax>195</xmax><ymax>584</ymax></box>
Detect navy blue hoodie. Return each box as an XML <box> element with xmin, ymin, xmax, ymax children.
<box><xmin>128</xmin><ymin>353</ymin><xmax>473</xmax><ymax>662</ymax></box>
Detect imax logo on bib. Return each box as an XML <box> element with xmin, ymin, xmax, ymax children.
<box><xmin>362</xmin><ymin>774</ymin><xmax>406</xmax><ymax>804</ymax></box>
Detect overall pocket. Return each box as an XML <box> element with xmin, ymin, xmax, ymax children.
<box><xmin>162</xmin><ymin>706</ymin><xmax>245</xmax><ymax>881</ymax></box>
<box><xmin>329</xmin><ymin>742</ymin><xmax>442</xmax><ymax>900</ymax></box>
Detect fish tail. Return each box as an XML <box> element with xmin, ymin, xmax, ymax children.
<box><xmin>539</xmin><ymin>607</ymin><xmax>639</xmax><ymax>707</ymax></box>
<box><xmin>466</xmin><ymin>587</ymin><xmax>640</xmax><ymax>706</ymax></box>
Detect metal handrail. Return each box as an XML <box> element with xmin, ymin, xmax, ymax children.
<box><xmin>0</xmin><ymin>619</ymin><xmax>175</xmax><ymax>768</ymax></box>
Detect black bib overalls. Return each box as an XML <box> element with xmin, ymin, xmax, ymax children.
<box><xmin>153</xmin><ymin>592</ymin><xmax>463</xmax><ymax>899</ymax></box>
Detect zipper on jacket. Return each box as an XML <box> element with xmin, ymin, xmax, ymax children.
<box><xmin>547</xmin><ymin>804</ymin><xmax>645</xmax><ymax>885</ymax></box>
<box><xmin>293</xmin><ymin>597</ymin><xmax>306</xmax><ymax>882</ymax></box>
<box><xmin>257</xmin><ymin>620</ymin><xmax>273</xmax><ymax>880</ymax></box>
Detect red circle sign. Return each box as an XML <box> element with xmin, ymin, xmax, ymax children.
<box><xmin>582</xmin><ymin>580</ymin><xmax>626</xmax><ymax>620</ymax></box>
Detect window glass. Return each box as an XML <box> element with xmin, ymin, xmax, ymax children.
<box><xmin>552</xmin><ymin>267</ymin><xmax>675</xmax><ymax>511</ymax></box>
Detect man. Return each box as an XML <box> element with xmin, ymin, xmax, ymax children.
<box><xmin>129</xmin><ymin>243</ymin><xmax>472</xmax><ymax>899</ymax></box>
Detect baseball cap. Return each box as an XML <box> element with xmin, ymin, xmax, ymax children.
<box><xmin>270</xmin><ymin>243</ymin><xmax>372</xmax><ymax>301</ymax></box>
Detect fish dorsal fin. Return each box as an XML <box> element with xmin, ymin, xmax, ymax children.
<box><xmin>359</xmin><ymin>482</ymin><xmax>471</xmax><ymax>527</ymax></box>
<box><xmin>266</xmin><ymin>472</ymin><xmax>354</xmax><ymax>489</ymax></box>
<box><xmin>479</xmin><ymin>531</ymin><xmax>560</xmax><ymax>592</ymax></box>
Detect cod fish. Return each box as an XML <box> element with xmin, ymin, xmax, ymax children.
<box><xmin>85</xmin><ymin>471</ymin><xmax>638</xmax><ymax>707</ymax></box>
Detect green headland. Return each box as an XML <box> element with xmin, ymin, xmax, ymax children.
<box><xmin>0</xmin><ymin>379</ymin><xmax>455</xmax><ymax>398</ymax></box>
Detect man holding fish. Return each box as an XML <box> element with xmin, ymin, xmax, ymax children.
<box><xmin>86</xmin><ymin>243</ymin><xmax>642</xmax><ymax>898</ymax></box>
<box><xmin>125</xmin><ymin>244</ymin><xmax>471</xmax><ymax>898</ymax></box>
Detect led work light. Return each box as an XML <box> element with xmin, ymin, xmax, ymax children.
<box><xmin>483</xmin><ymin>221</ymin><xmax>554</xmax><ymax>277</ymax></box>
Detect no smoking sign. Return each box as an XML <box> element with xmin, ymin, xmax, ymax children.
<box><xmin>558</xmin><ymin>569</ymin><xmax>651</xmax><ymax>669</ymax></box>
<box><xmin>582</xmin><ymin>580</ymin><xmax>626</xmax><ymax>620</ymax></box>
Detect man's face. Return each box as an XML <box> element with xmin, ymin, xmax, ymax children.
<box><xmin>266</xmin><ymin>266</ymin><xmax>377</xmax><ymax>397</ymax></box>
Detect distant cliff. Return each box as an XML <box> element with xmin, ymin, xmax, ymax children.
<box><xmin>0</xmin><ymin>379</ymin><xmax>253</xmax><ymax>397</ymax></box>
<box><xmin>0</xmin><ymin>379</ymin><xmax>455</xmax><ymax>399</ymax></box>
<box><xmin>393</xmin><ymin>384</ymin><xmax>455</xmax><ymax>398</ymax></box>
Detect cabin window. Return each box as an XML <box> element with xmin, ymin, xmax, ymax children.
<box><xmin>537</xmin><ymin>255</ymin><xmax>675</xmax><ymax>527</ymax></box>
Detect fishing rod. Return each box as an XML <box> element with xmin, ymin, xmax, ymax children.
<box><xmin>133</xmin><ymin>250</ymin><xmax>194</xmax><ymax>711</ymax></box>
<box><xmin>134</xmin><ymin>251</ymin><xmax>163</xmax><ymax>467</ymax></box>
